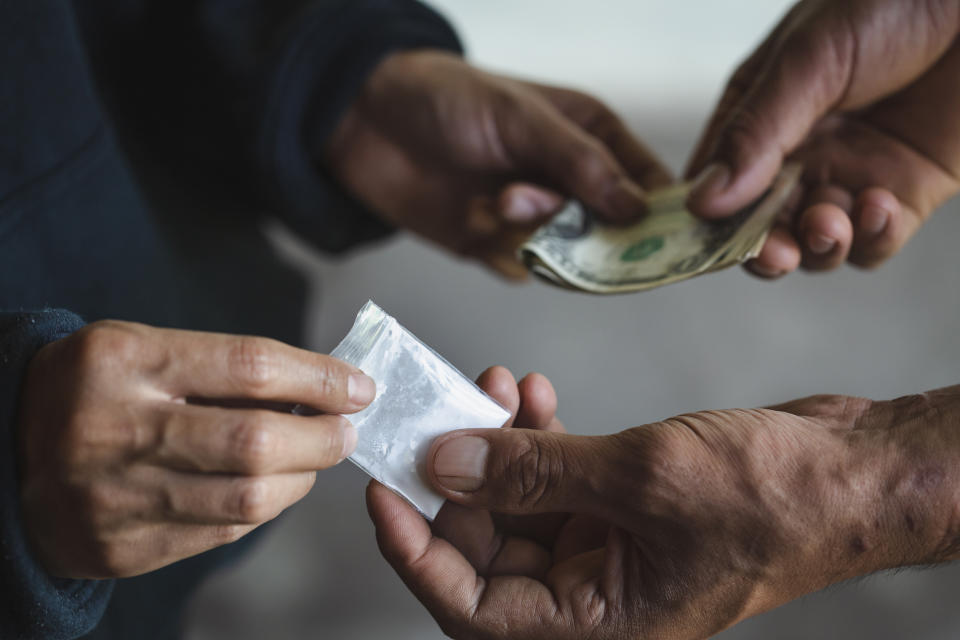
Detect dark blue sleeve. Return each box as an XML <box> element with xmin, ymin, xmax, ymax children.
<box><xmin>74</xmin><ymin>0</ymin><xmax>463</xmax><ymax>253</ymax></box>
<box><xmin>0</xmin><ymin>311</ymin><xmax>113</xmax><ymax>640</ymax></box>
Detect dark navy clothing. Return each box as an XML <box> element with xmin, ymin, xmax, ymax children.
<box><xmin>0</xmin><ymin>1</ymin><xmax>460</xmax><ymax>637</ymax></box>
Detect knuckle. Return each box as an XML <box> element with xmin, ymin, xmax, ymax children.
<box><xmin>316</xmin><ymin>416</ymin><xmax>350</xmax><ymax>465</ymax></box>
<box><xmin>503</xmin><ymin>436</ymin><xmax>562</xmax><ymax>510</ymax></box>
<box><xmin>314</xmin><ymin>360</ymin><xmax>348</xmax><ymax>405</ymax></box>
<box><xmin>70</xmin><ymin>321</ymin><xmax>143</xmax><ymax>372</ymax></box>
<box><xmin>232</xmin><ymin>478</ymin><xmax>275</xmax><ymax>523</ymax></box>
<box><xmin>226</xmin><ymin>413</ymin><xmax>277</xmax><ymax>474</ymax></box>
<box><xmin>211</xmin><ymin>523</ymin><xmax>250</xmax><ymax>545</ymax></box>
<box><xmin>570</xmin><ymin>150</ymin><xmax>617</xmax><ymax>191</ymax></box>
<box><xmin>228</xmin><ymin>336</ymin><xmax>280</xmax><ymax>391</ymax></box>
<box><xmin>92</xmin><ymin>544</ymin><xmax>131</xmax><ymax>579</ymax></box>
<box><xmin>722</xmin><ymin>107</ymin><xmax>773</xmax><ymax>158</ymax></box>
<box><xmin>80</xmin><ymin>483</ymin><xmax>118</xmax><ymax>525</ymax></box>
<box><xmin>579</xmin><ymin>100</ymin><xmax>622</xmax><ymax>137</ymax></box>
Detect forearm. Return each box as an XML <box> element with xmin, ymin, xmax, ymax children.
<box><xmin>849</xmin><ymin>386</ymin><xmax>960</xmax><ymax>567</ymax></box>
<box><xmin>74</xmin><ymin>0</ymin><xmax>461</xmax><ymax>251</ymax></box>
<box><xmin>753</xmin><ymin>386</ymin><xmax>960</xmax><ymax>616</ymax></box>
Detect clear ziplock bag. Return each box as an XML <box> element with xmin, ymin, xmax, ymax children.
<box><xmin>330</xmin><ymin>301</ymin><xmax>510</xmax><ymax>520</ymax></box>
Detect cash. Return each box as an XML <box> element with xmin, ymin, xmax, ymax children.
<box><xmin>520</xmin><ymin>163</ymin><xmax>802</xmax><ymax>294</ymax></box>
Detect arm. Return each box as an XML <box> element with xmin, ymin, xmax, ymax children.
<box><xmin>74</xmin><ymin>1</ymin><xmax>671</xmax><ymax>276</ymax></box>
<box><xmin>686</xmin><ymin>0</ymin><xmax>960</xmax><ymax>278</ymax></box>
<box><xmin>4</xmin><ymin>313</ymin><xmax>375</xmax><ymax>639</ymax></box>
<box><xmin>73</xmin><ymin>0</ymin><xmax>461</xmax><ymax>252</ymax></box>
<box><xmin>369</xmin><ymin>382</ymin><xmax>960</xmax><ymax>639</ymax></box>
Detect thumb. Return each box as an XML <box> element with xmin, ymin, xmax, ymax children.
<box><xmin>502</xmin><ymin>97</ymin><xmax>647</xmax><ymax>223</ymax></box>
<box><xmin>427</xmin><ymin>428</ymin><xmax>617</xmax><ymax>515</ymax></box>
<box><xmin>686</xmin><ymin>32</ymin><xmax>851</xmax><ymax>218</ymax></box>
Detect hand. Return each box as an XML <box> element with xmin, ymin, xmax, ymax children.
<box><xmin>369</xmin><ymin>384</ymin><xmax>960</xmax><ymax>639</ymax></box>
<box><xmin>17</xmin><ymin>320</ymin><xmax>375</xmax><ymax>579</ymax></box>
<box><xmin>686</xmin><ymin>0</ymin><xmax>960</xmax><ymax>278</ymax></box>
<box><xmin>326</xmin><ymin>50</ymin><xmax>672</xmax><ymax>278</ymax></box>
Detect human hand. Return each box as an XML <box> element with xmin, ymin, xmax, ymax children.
<box><xmin>17</xmin><ymin>321</ymin><xmax>375</xmax><ymax>579</ymax></box>
<box><xmin>326</xmin><ymin>50</ymin><xmax>672</xmax><ymax>278</ymax></box>
<box><xmin>369</xmin><ymin>385</ymin><xmax>960</xmax><ymax>639</ymax></box>
<box><xmin>687</xmin><ymin>0</ymin><xmax>960</xmax><ymax>277</ymax></box>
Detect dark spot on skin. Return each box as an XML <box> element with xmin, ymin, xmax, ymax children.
<box><xmin>849</xmin><ymin>535</ymin><xmax>867</xmax><ymax>556</ymax></box>
<box><xmin>912</xmin><ymin>467</ymin><xmax>945</xmax><ymax>492</ymax></box>
<box><xmin>905</xmin><ymin>513</ymin><xmax>916</xmax><ymax>533</ymax></box>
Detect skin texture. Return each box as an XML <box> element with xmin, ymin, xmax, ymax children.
<box><xmin>327</xmin><ymin>50</ymin><xmax>672</xmax><ymax>279</ymax></box>
<box><xmin>686</xmin><ymin>0</ymin><xmax>960</xmax><ymax>278</ymax></box>
<box><xmin>368</xmin><ymin>371</ymin><xmax>960</xmax><ymax>640</ymax></box>
<box><xmin>17</xmin><ymin>321</ymin><xmax>374</xmax><ymax>579</ymax></box>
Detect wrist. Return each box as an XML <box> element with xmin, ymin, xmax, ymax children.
<box><xmin>324</xmin><ymin>49</ymin><xmax>462</xmax><ymax>167</ymax></box>
<box><xmin>845</xmin><ymin>387</ymin><xmax>960</xmax><ymax>570</ymax></box>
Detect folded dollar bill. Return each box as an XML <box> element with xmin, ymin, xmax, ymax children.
<box><xmin>520</xmin><ymin>163</ymin><xmax>802</xmax><ymax>294</ymax></box>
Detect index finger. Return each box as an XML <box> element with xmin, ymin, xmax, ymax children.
<box><xmin>155</xmin><ymin>329</ymin><xmax>376</xmax><ymax>413</ymax></box>
<box><xmin>532</xmin><ymin>84</ymin><xmax>673</xmax><ymax>190</ymax></box>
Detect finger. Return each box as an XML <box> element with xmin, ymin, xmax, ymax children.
<box><xmin>465</xmin><ymin>195</ymin><xmax>503</xmax><ymax>237</ymax></box>
<box><xmin>686</xmin><ymin>10</ymin><xmax>793</xmax><ymax>178</ymax></box>
<box><xmin>367</xmin><ymin>481</ymin><xmax>562</xmax><ymax>639</ymax></box>
<box><xmin>687</xmin><ymin>29</ymin><xmax>853</xmax><ymax>218</ymax></box>
<box><xmin>791</xmin><ymin>120</ymin><xmax>941</xmax><ymax>270</ymax></box>
<box><xmin>433</xmin><ymin>502</ymin><xmax>552</xmax><ymax>580</ymax></box>
<box><xmin>88</xmin><ymin>521</ymin><xmax>261</xmax><ymax>579</ymax></box>
<box><xmin>515</xmin><ymin>373</ymin><xmax>560</xmax><ymax>432</ymax></box>
<box><xmin>797</xmin><ymin>202</ymin><xmax>854</xmax><ymax>271</ymax></box>
<box><xmin>744</xmin><ymin>225</ymin><xmax>802</xmax><ymax>279</ymax></box>
<box><xmin>155</xmin><ymin>405</ymin><xmax>356</xmax><ymax>474</ymax></box>
<box><xmin>532</xmin><ymin>84</ymin><xmax>673</xmax><ymax>189</ymax></box>
<box><xmin>480</xmin><ymin>251</ymin><xmax>530</xmax><ymax>281</ymax></box>
<box><xmin>553</xmin><ymin>516</ymin><xmax>610</xmax><ymax>564</ymax></box>
<box><xmin>498</xmin><ymin>182</ymin><xmax>565</xmax><ymax>224</ymax></box>
<box><xmin>159</xmin><ymin>470</ymin><xmax>316</xmax><ymax>525</ymax></box>
<box><xmin>428</xmin><ymin>428</ymin><xmax>617</xmax><ymax>517</ymax></box>
<box><xmin>501</xmin><ymin>94</ymin><xmax>648</xmax><ymax>223</ymax></box>
<box><xmin>476</xmin><ymin>366</ymin><xmax>520</xmax><ymax>428</ymax></box>
<box><xmin>159</xmin><ymin>330</ymin><xmax>376</xmax><ymax>413</ymax></box>
<box><xmin>849</xmin><ymin>187</ymin><xmax>913</xmax><ymax>268</ymax></box>
<box><xmin>366</xmin><ymin>481</ymin><xmax>484</xmax><ymax>631</ymax></box>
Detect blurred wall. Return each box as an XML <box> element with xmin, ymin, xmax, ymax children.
<box><xmin>185</xmin><ymin>2</ymin><xmax>960</xmax><ymax>639</ymax></box>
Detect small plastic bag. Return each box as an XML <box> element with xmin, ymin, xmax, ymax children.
<box><xmin>330</xmin><ymin>301</ymin><xmax>510</xmax><ymax>520</ymax></box>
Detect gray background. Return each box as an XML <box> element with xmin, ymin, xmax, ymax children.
<box><xmin>186</xmin><ymin>2</ymin><xmax>960</xmax><ymax>638</ymax></box>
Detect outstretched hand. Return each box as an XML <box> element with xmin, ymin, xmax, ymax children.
<box><xmin>369</xmin><ymin>379</ymin><xmax>960</xmax><ymax>639</ymax></box>
<box><xmin>687</xmin><ymin>0</ymin><xmax>960</xmax><ymax>278</ymax></box>
<box><xmin>327</xmin><ymin>51</ymin><xmax>672</xmax><ymax>278</ymax></box>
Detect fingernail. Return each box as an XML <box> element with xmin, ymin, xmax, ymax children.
<box><xmin>503</xmin><ymin>193</ymin><xmax>541</xmax><ymax>223</ymax></box>
<box><xmin>348</xmin><ymin>373</ymin><xmax>376</xmax><ymax>406</ymax></box>
<box><xmin>341</xmin><ymin>422</ymin><xmax>358</xmax><ymax>459</ymax></box>
<box><xmin>689</xmin><ymin>163</ymin><xmax>731</xmax><ymax>204</ymax></box>
<box><xmin>807</xmin><ymin>234</ymin><xmax>837</xmax><ymax>255</ymax></box>
<box><xmin>433</xmin><ymin>436</ymin><xmax>488</xmax><ymax>492</ymax></box>
<box><xmin>859</xmin><ymin>205</ymin><xmax>890</xmax><ymax>236</ymax></box>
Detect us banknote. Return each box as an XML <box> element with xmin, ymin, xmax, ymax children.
<box><xmin>520</xmin><ymin>163</ymin><xmax>802</xmax><ymax>294</ymax></box>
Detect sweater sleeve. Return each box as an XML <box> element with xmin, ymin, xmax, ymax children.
<box><xmin>73</xmin><ymin>0</ymin><xmax>463</xmax><ymax>253</ymax></box>
<box><xmin>0</xmin><ymin>311</ymin><xmax>113</xmax><ymax>640</ymax></box>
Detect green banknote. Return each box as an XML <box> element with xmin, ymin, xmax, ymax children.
<box><xmin>520</xmin><ymin>163</ymin><xmax>802</xmax><ymax>294</ymax></box>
